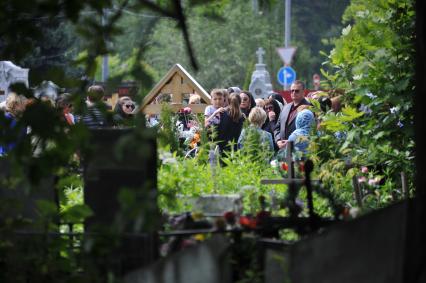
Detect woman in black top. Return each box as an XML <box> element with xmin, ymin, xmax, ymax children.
<box><xmin>216</xmin><ymin>93</ymin><xmax>245</xmax><ymax>153</ymax></box>
<box><xmin>113</xmin><ymin>96</ymin><xmax>136</xmax><ymax>127</ymax></box>
<box><xmin>262</xmin><ymin>97</ymin><xmax>281</xmax><ymax>151</ymax></box>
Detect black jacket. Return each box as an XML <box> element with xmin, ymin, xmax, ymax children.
<box><xmin>216</xmin><ymin>111</ymin><xmax>245</xmax><ymax>153</ymax></box>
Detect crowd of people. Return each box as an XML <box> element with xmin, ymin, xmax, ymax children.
<box><xmin>1</xmin><ymin>80</ymin><xmax>334</xmax><ymax>160</ymax></box>
<box><xmin>0</xmin><ymin>85</ymin><xmax>138</xmax><ymax>156</ymax></box>
<box><xmin>168</xmin><ymin>79</ymin><xmax>334</xmax><ymax>164</ymax></box>
<box><xmin>177</xmin><ymin>80</ymin><xmax>320</xmax><ymax>161</ymax></box>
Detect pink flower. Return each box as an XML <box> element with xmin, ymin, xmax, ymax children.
<box><xmin>358</xmin><ymin>176</ymin><xmax>367</xmax><ymax>183</ymax></box>
<box><xmin>368</xmin><ymin>179</ymin><xmax>377</xmax><ymax>186</ymax></box>
<box><xmin>361</xmin><ymin>166</ymin><xmax>368</xmax><ymax>173</ymax></box>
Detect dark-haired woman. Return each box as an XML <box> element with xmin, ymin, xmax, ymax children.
<box><xmin>269</xmin><ymin>92</ymin><xmax>286</xmax><ymax>111</ymax></box>
<box><xmin>262</xmin><ymin>97</ymin><xmax>281</xmax><ymax>151</ymax></box>
<box><xmin>239</xmin><ymin>91</ymin><xmax>255</xmax><ymax>118</ymax></box>
<box><xmin>113</xmin><ymin>96</ymin><xmax>136</xmax><ymax>127</ymax></box>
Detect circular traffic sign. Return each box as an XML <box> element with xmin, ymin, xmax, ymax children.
<box><xmin>277</xmin><ymin>66</ymin><xmax>296</xmax><ymax>86</ymax></box>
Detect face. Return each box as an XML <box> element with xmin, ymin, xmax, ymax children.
<box><xmin>122</xmin><ymin>102</ymin><xmax>135</xmax><ymax>114</ymax></box>
<box><xmin>223</xmin><ymin>95</ymin><xmax>229</xmax><ymax>107</ymax></box>
<box><xmin>212</xmin><ymin>94</ymin><xmax>224</xmax><ymax>108</ymax></box>
<box><xmin>240</xmin><ymin>93</ymin><xmax>250</xmax><ymax>109</ymax></box>
<box><xmin>264</xmin><ymin>104</ymin><xmax>274</xmax><ymax>113</ymax></box>
<box><xmin>290</xmin><ymin>83</ymin><xmax>304</xmax><ymax>104</ymax></box>
<box><xmin>255</xmin><ymin>99</ymin><xmax>265</xmax><ymax>108</ymax></box>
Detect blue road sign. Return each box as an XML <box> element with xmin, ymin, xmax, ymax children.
<box><xmin>277</xmin><ymin>66</ymin><xmax>296</xmax><ymax>86</ymax></box>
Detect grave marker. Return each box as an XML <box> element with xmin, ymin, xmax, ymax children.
<box><xmin>249</xmin><ymin>47</ymin><xmax>273</xmax><ymax>99</ymax></box>
<box><xmin>0</xmin><ymin>61</ymin><xmax>29</xmax><ymax>102</ymax></box>
<box><xmin>141</xmin><ymin>64</ymin><xmax>211</xmax><ymax>114</ymax></box>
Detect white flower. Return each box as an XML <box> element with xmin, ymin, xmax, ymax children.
<box><xmin>270</xmin><ymin>159</ymin><xmax>279</xmax><ymax>168</ymax></box>
<box><xmin>162</xmin><ymin>157</ymin><xmax>177</xmax><ymax>165</ymax></box>
<box><xmin>390</xmin><ymin>107</ymin><xmax>398</xmax><ymax>114</ymax></box>
<box><xmin>159</xmin><ymin>151</ymin><xmax>177</xmax><ymax>164</ymax></box>
<box><xmin>342</xmin><ymin>24</ymin><xmax>352</xmax><ymax>36</ymax></box>
<box><xmin>353</xmin><ymin>74</ymin><xmax>363</xmax><ymax>80</ymax></box>
<box><xmin>359</xmin><ymin>104</ymin><xmax>372</xmax><ymax>114</ymax></box>
<box><xmin>366</xmin><ymin>92</ymin><xmax>377</xmax><ymax>99</ymax></box>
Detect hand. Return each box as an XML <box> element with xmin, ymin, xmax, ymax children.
<box><xmin>268</xmin><ymin>111</ymin><xmax>276</xmax><ymax>121</ymax></box>
<box><xmin>213</xmin><ymin>107</ymin><xmax>225</xmax><ymax>116</ymax></box>
<box><xmin>277</xmin><ymin>140</ymin><xmax>288</xmax><ymax>149</ymax></box>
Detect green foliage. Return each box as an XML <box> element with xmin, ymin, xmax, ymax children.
<box><xmin>146</xmin><ymin>0</ymin><xmax>273</xmax><ymax>90</ymax></box>
<box><xmin>158</xmin><ymin>125</ymin><xmax>282</xmax><ymax>215</ymax></box>
<box><xmin>157</xmin><ymin>104</ymin><xmax>181</xmax><ymax>154</ymax></box>
<box><xmin>310</xmin><ymin>0</ymin><xmax>415</xmax><ymax>211</ymax></box>
<box><xmin>144</xmin><ymin>0</ymin><xmax>349</xmax><ymax>90</ymax></box>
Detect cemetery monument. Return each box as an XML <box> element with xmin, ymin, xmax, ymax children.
<box><xmin>249</xmin><ymin>47</ymin><xmax>273</xmax><ymax>99</ymax></box>
<box><xmin>0</xmin><ymin>61</ymin><xmax>29</xmax><ymax>102</ymax></box>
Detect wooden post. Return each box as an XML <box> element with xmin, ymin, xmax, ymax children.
<box><xmin>286</xmin><ymin>141</ymin><xmax>295</xmax><ymax>178</ymax></box>
<box><xmin>401</xmin><ymin>172</ymin><xmax>409</xmax><ymax>199</ymax></box>
<box><xmin>352</xmin><ymin>176</ymin><xmax>363</xmax><ymax>207</ymax></box>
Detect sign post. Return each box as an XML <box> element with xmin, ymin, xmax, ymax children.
<box><xmin>276</xmin><ymin>47</ymin><xmax>297</xmax><ymax>66</ymax></box>
<box><xmin>277</xmin><ymin>66</ymin><xmax>296</xmax><ymax>89</ymax></box>
<box><xmin>276</xmin><ymin>47</ymin><xmax>297</xmax><ymax>90</ymax></box>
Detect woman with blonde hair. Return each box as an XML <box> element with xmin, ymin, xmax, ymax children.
<box><xmin>238</xmin><ymin>107</ymin><xmax>274</xmax><ymax>152</ymax></box>
<box><xmin>1</xmin><ymin>93</ymin><xmax>28</xmax><ymax>155</ymax></box>
<box><xmin>5</xmin><ymin>93</ymin><xmax>27</xmax><ymax>118</ymax></box>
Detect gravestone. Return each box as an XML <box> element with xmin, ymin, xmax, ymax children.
<box><xmin>33</xmin><ymin>80</ymin><xmax>64</xmax><ymax>102</ymax></box>
<box><xmin>0</xmin><ymin>61</ymin><xmax>29</xmax><ymax>102</ymax></box>
<box><xmin>249</xmin><ymin>47</ymin><xmax>273</xmax><ymax>99</ymax></box>
<box><xmin>83</xmin><ymin>128</ymin><xmax>159</xmax><ymax>274</ymax></box>
<box><xmin>83</xmin><ymin>128</ymin><xmax>158</xmax><ymax>230</ymax></box>
<box><xmin>181</xmin><ymin>194</ymin><xmax>242</xmax><ymax>216</ymax></box>
<box><xmin>124</xmin><ymin>235</ymin><xmax>231</xmax><ymax>283</ymax></box>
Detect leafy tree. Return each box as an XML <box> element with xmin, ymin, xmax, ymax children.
<box><xmin>142</xmin><ymin>0</ymin><xmax>349</xmax><ymax>91</ymax></box>
<box><xmin>311</xmin><ymin>0</ymin><xmax>415</xmax><ymax>209</ymax></box>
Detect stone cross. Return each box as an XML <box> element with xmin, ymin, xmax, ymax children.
<box><xmin>256</xmin><ymin>47</ymin><xmax>265</xmax><ymax>64</ymax></box>
<box><xmin>249</xmin><ymin>47</ymin><xmax>273</xmax><ymax>98</ymax></box>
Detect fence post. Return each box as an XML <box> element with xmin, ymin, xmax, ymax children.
<box><xmin>352</xmin><ymin>176</ymin><xmax>363</xmax><ymax>207</ymax></box>
<box><xmin>401</xmin><ymin>172</ymin><xmax>409</xmax><ymax>199</ymax></box>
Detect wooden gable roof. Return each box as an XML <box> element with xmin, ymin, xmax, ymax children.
<box><xmin>141</xmin><ymin>64</ymin><xmax>211</xmax><ymax>114</ymax></box>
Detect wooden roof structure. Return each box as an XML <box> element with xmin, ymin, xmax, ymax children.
<box><xmin>141</xmin><ymin>64</ymin><xmax>211</xmax><ymax>114</ymax></box>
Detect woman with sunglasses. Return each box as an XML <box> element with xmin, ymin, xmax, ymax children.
<box><xmin>113</xmin><ymin>96</ymin><xmax>137</xmax><ymax>127</ymax></box>
<box><xmin>239</xmin><ymin>91</ymin><xmax>255</xmax><ymax>118</ymax></box>
<box><xmin>262</xmin><ymin>98</ymin><xmax>281</xmax><ymax>151</ymax></box>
